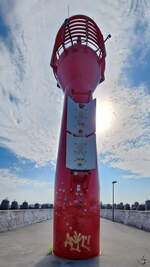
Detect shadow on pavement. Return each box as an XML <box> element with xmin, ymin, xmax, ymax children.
<box><xmin>34</xmin><ymin>254</ymin><xmax>101</xmax><ymax>267</ymax></box>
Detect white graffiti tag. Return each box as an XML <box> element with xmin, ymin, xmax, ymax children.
<box><xmin>64</xmin><ymin>231</ymin><xmax>91</xmax><ymax>252</ymax></box>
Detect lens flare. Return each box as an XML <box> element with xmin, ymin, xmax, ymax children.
<box><xmin>96</xmin><ymin>103</ymin><xmax>112</xmax><ymax>132</ymax></box>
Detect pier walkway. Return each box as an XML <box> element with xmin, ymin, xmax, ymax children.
<box><xmin>0</xmin><ymin>218</ymin><xmax>150</xmax><ymax>267</ymax></box>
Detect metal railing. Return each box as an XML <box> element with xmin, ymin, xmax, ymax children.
<box><xmin>51</xmin><ymin>15</ymin><xmax>106</xmax><ymax>71</ymax></box>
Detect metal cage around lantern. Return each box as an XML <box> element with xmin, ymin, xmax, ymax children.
<box><xmin>51</xmin><ymin>15</ymin><xmax>106</xmax><ymax>80</ymax></box>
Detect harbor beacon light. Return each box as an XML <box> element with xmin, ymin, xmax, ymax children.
<box><xmin>50</xmin><ymin>14</ymin><xmax>109</xmax><ymax>259</ymax></box>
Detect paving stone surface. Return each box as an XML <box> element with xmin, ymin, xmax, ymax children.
<box><xmin>0</xmin><ymin>218</ymin><xmax>150</xmax><ymax>267</ymax></box>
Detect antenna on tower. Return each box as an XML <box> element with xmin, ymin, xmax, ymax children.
<box><xmin>67</xmin><ymin>5</ymin><xmax>70</xmax><ymax>17</ymax></box>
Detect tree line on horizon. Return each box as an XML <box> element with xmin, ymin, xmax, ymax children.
<box><xmin>0</xmin><ymin>199</ymin><xmax>53</xmax><ymax>210</ymax></box>
<box><xmin>101</xmin><ymin>200</ymin><xmax>150</xmax><ymax>211</ymax></box>
<box><xmin>1</xmin><ymin>199</ymin><xmax>150</xmax><ymax>211</ymax></box>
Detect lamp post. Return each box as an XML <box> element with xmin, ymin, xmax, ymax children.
<box><xmin>112</xmin><ymin>181</ymin><xmax>117</xmax><ymax>222</ymax></box>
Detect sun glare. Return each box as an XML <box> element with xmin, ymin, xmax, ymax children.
<box><xmin>96</xmin><ymin>103</ymin><xmax>112</xmax><ymax>132</ymax></box>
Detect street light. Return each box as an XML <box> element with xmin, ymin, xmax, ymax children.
<box><xmin>112</xmin><ymin>181</ymin><xmax>117</xmax><ymax>222</ymax></box>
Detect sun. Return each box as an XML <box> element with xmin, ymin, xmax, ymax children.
<box><xmin>96</xmin><ymin>103</ymin><xmax>112</xmax><ymax>132</ymax></box>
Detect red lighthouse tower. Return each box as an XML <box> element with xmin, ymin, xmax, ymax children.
<box><xmin>51</xmin><ymin>15</ymin><xmax>107</xmax><ymax>259</ymax></box>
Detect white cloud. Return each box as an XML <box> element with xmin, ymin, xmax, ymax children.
<box><xmin>96</xmin><ymin>83</ymin><xmax>150</xmax><ymax>178</ymax></box>
<box><xmin>0</xmin><ymin>168</ymin><xmax>54</xmax><ymax>203</ymax></box>
<box><xmin>0</xmin><ymin>0</ymin><xmax>150</xmax><ymax>178</ymax></box>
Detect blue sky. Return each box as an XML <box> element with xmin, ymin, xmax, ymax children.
<box><xmin>0</xmin><ymin>0</ymin><xmax>150</xmax><ymax>205</ymax></box>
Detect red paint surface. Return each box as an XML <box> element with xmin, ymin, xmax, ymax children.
<box><xmin>50</xmin><ymin>15</ymin><xmax>106</xmax><ymax>259</ymax></box>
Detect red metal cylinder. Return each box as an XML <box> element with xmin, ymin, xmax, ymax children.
<box><xmin>50</xmin><ymin>15</ymin><xmax>106</xmax><ymax>259</ymax></box>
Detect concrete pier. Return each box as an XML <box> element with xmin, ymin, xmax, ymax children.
<box><xmin>0</xmin><ymin>218</ymin><xmax>150</xmax><ymax>267</ymax></box>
